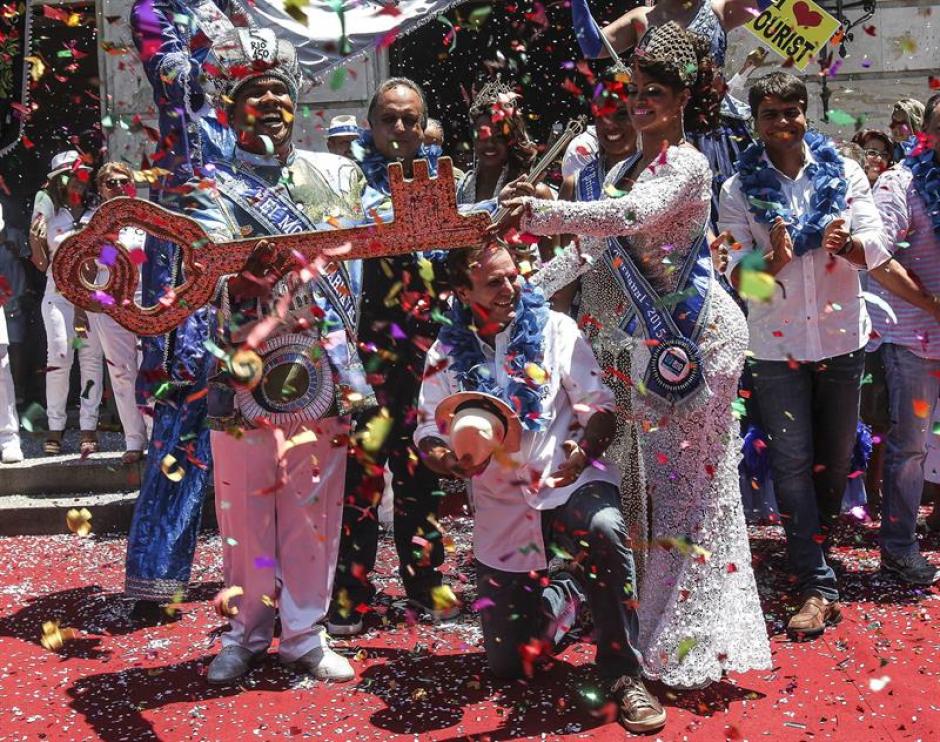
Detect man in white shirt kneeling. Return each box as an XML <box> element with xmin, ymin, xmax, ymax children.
<box><xmin>414</xmin><ymin>243</ymin><xmax>665</xmax><ymax>735</ymax></box>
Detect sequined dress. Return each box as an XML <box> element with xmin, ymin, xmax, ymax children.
<box><xmin>523</xmin><ymin>145</ymin><xmax>771</xmax><ymax>688</ymax></box>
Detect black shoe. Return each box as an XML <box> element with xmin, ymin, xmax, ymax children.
<box><xmin>130</xmin><ymin>600</ymin><xmax>180</xmax><ymax>625</ymax></box>
<box><xmin>881</xmin><ymin>551</ymin><xmax>940</xmax><ymax>586</ymax></box>
<box><xmin>326</xmin><ymin>605</ymin><xmax>364</xmax><ymax>636</ymax></box>
<box><xmin>207</xmin><ymin>646</ymin><xmax>265</xmax><ymax>684</ymax></box>
<box><xmin>407</xmin><ymin>584</ymin><xmax>461</xmax><ymax>621</ymax></box>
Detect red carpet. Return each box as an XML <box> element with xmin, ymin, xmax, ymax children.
<box><xmin>0</xmin><ymin>517</ymin><xmax>938</xmax><ymax>740</ymax></box>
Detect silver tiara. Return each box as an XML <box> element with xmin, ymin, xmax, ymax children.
<box><xmin>469</xmin><ymin>78</ymin><xmax>521</xmax><ymax>119</ymax></box>
<box><xmin>634</xmin><ymin>21</ymin><xmax>699</xmax><ymax>87</ymax></box>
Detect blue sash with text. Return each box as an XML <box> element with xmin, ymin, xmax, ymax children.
<box><xmin>578</xmin><ymin>155</ymin><xmax>713</xmax><ymax>405</ymax></box>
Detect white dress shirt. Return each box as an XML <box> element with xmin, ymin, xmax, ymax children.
<box><xmin>44</xmin><ymin>208</ymin><xmax>92</xmax><ymax>298</ymax></box>
<box><xmin>561</xmin><ymin>126</ymin><xmax>598</xmax><ymax>180</ymax></box>
<box><xmin>415</xmin><ymin>310</ymin><xmax>619</xmax><ymax>573</ymax></box>
<box><xmin>718</xmin><ymin>144</ymin><xmax>891</xmax><ymax>362</ymax></box>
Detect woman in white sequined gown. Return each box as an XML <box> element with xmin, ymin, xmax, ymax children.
<box><xmin>501</xmin><ymin>23</ymin><xmax>770</xmax><ymax>689</ymax></box>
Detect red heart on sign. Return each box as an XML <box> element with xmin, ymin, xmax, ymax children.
<box><xmin>793</xmin><ymin>1</ymin><xmax>823</xmax><ymax>28</ymax></box>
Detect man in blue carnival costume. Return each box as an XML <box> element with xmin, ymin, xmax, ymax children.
<box><xmin>870</xmin><ymin>93</ymin><xmax>940</xmax><ymax>586</ymax></box>
<box><xmin>718</xmin><ymin>72</ymin><xmax>891</xmax><ymax>639</ymax></box>
<box><xmin>124</xmin><ymin>0</ymin><xmax>235</xmax><ymax>619</ymax></box>
<box><xmin>327</xmin><ymin>78</ymin><xmax>459</xmax><ymax>635</ymax></box>
<box><xmin>414</xmin><ymin>242</ymin><xmax>666</xmax><ymax>735</ymax></box>
<box><xmin>176</xmin><ymin>27</ymin><xmax>375</xmax><ymax>684</ymax></box>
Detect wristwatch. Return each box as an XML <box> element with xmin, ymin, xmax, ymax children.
<box><xmin>835</xmin><ymin>234</ymin><xmax>854</xmax><ymax>257</ymax></box>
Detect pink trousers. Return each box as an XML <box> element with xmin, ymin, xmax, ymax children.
<box><xmin>211</xmin><ymin>416</ymin><xmax>349</xmax><ymax>661</ymax></box>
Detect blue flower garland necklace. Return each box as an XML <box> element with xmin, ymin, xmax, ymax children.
<box><xmin>904</xmin><ymin>137</ymin><xmax>940</xmax><ymax>235</ymax></box>
<box><xmin>438</xmin><ymin>282</ymin><xmax>550</xmax><ymax>431</ymax></box>
<box><xmin>737</xmin><ymin>130</ymin><xmax>848</xmax><ymax>255</ymax></box>
<box><xmin>352</xmin><ymin>129</ymin><xmax>442</xmax><ymax>195</ymax></box>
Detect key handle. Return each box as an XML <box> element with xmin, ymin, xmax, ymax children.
<box><xmin>52</xmin><ymin>197</ymin><xmax>218</xmax><ymax>336</ymax></box>
<box><xmin>52</xmin><ymin>157</ymin><xmax>488</xmax><ymax>336</ymax></box>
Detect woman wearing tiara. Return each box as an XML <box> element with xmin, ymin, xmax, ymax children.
<box><xmin>572</xmin><ymin>0</ymin><xmax>762</xmax><ymax>226</ymax></box>
<box><xmin>457</xmin><ymin>81</ymin><xmax>555</xmax><ymax>268</ymax></box>
<box><xmin>499</xmin><ymin>23</ymin><xmax>770</xmax><ymax>689</ymax></box>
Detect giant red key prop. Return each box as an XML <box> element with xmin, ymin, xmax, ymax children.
<box><xmin>51</xmin><ymin>158</ymin><xmax>488</xmax><ymax>336</ymax></box>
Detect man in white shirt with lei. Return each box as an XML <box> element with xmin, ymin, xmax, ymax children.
<box><xmin>414</xmin><ymin>243</ymin><xmax>665</xmax><ymax>735</ymax></box>
<box><xmin>719</xmin><ymin>72</ymin><xmax>891</xmax><ymax>639</ymax></box>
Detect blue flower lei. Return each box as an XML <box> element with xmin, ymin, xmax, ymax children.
<box><xmin>438</xmin><ymin>282</ymin><xmax>550</xmax><ymax>432</ymax></box>
<box><xmin>352</xmin><ymin>129</ymin><xmax>442</xmax><ymax>195</ymax></box>
<box><xmin>737</xmin><ymin>130</ymin><xmax>848</xmax><ymax>256</ymax></box>
<box><xmin>903</xmin><ymin>139</ymin><xmax>940</xmax><ymax>235</ymax></box>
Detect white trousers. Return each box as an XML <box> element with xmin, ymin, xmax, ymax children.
<box><xmin>0</xmin><ymin>344</ymin><xmax>19</xmax><ymax>451</ymax></box>
<box><xmin>41</xmin><ymin>296</ymin><xmax>103</xmax><ymax>432</ymax></box>
<box><xmin>211</xmin><ymin>417</ymin><xmax>348</xmax><ymax>662</ymax></box>
<box><xmin>87</xmin><ymin>313</ymin><xmax>148</xmax><ymax>450</ymax></box>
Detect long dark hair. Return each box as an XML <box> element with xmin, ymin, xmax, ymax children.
<box><xmin>633</xmin><ymin>31</ymin><xmax>721</xmax><ymax>135</ymax></box>
<box><xmin>47</xmin><ymin>171</ymin><xmax>92</xmax><ymax>212</ymax></box>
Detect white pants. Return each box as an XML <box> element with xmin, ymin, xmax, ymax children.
<box><xmin>41</xmin><ymin>296</ymin><xmax>102</xmax><ymax>432</ymax></box>
<box><xmin>0</xmin><ymin>344</ymin><xmax>19</xmax><ymax>452</ymax></box>
<box><xmin>211</xmin><ymin>417</ymin><xmax>348</xmax><ymax>662</ymax></box>
<box><xmin>87</xmin><ymin>313</ymin><xmax>148</xmax><ymax>450</ymax></box>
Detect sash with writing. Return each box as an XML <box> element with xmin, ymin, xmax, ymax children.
<box><xmin>211</xmin><ymin>163</ymin><xmax>359</xmax><ymax>336</ymax></box>
<box><xmin>211</xmin><ymin>162</ymin><xmax>375</xmax><ymax>414</ymax></box>
<box><xmin>579</xmin><ymin>155</ymin><xmax>713</xmax><ymax>405</ymax></box>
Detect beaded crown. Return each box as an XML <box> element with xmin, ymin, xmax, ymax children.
<box><xmin>635</xmin><ymin>21</ymin><xmax>699</xmax><ymax>86</ymax></box>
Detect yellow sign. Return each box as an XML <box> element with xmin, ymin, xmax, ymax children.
<box><xmin>746</xmin><ymin>0</ymin><xmax>841</xmax><ymax>70</ymax></box>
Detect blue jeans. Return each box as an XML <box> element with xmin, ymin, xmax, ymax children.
<box><xmin>750</xmin><ymin>350</ymin><xmax>865</xmax><ymax>601</ymax></box>
<box><xmin>880</xmin><ymin>344</ymin><xmax>940</xmax><ymax>558</ymax></box>
<box><xmin>475</xmin><ymin>481</ymin><xmax>642</xmax><ymax>681</ymax></box>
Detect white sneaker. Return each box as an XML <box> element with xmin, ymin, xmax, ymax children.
<box><xmin>284</xmin><ymin>645</ymin><xmax>355</xmax><ymax>682</ymax></box>
<box><xmin>1</xmin><ymin>445</ymin><xmax>24</xmax><ymax>464</ymax></box>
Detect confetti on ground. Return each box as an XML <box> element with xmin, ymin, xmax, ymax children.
<box><xmin>0</xmin><ymin>516</ymin><xmax>937</xmax><ymax>739</ymax></box>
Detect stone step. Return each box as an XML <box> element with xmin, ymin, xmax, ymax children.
<box><xmin>0</xmin><ymin>491</ymin><xmax>140</xmax><ymax>537</ymax></box>
<box><xmin>0</xmin><ymin>490</ymin><xmax>217</xmax><ymax>537</ymax></box>
<box><xmin>0</xmin><ymin>451</ymin><xmax>142</xmax><ymax>497</ymax></box>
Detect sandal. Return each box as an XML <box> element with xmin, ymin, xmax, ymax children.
<box><xmin>121</xmin><ymin>449</ymin><xmax>144</xmax><ymax>465</ymax></box>
<box><xmin>43</xmin><ymin>437</ymin><xmax>62</xmax><ymax>455</ymax></box>
<box><xmin>79</xmin><ymin>432</ymin><xmax>99</xmax><ymax>456</ymax></box>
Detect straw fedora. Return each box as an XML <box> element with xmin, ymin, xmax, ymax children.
<box><xmin>434</xmin><ymin>391</ymin><xmax>522</xmax><ymax>468</ymax></box>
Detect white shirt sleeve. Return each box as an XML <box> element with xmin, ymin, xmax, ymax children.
<box><xmin>558</xmin><ymin>317</ymin><xmax>616</xmax><ymax>427</ymax></box>
<box><xmin>413</xmin><ymin>340</ymin><xmax>456</xmax><ymax>448</ymax></box>
<box><xmin>871</xmin><ymin>166</ymin><xmax>910</xmax><ymax>258</ymax></box>
<box><xmin>717</xmin><ymin>174</ymin><xmax>759</xmax><ymax>278</ymax></box>
<box><xmin>843</xmin><ymin>159</ymin><xmax>890</xmax><ymax>271</ymax></box>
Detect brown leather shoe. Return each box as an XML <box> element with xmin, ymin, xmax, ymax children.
<box><xmin>610</xmin><ymin>675</ymin><xmax>666</xmax><ymax>734</ymax></box>
<box><xmin>786</xmin><ymin>595</ymin><xmax>842</xmax><ymax>639</ymax></box>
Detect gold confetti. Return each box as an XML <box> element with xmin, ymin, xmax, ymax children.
<box><xmin>213</xmin><ymin>585</ymin><xmax>244</xmax><ymax>617</ymax></box>
<box><xmin>360</xmin><ymin>408</ymin><xmax>393</xmax><ymax>454</ymax></box>
<box><xmin>430</xmin><ymin>584</ymin><xmax>460</xmax><ymax>612</ymax></box>
<box><xmin>40</xmin><ymin>620</ymin><xmax>78</xmax><ymax>651</ymax></box>
<box><xmin>66</xmin><ymin>507</ymin><xmax>92</xmax><ymax>537</ymax></box>
<box><xmin>524</xmin><ymin>362</ymin><xmax>548</xmax><ymax>385</ymax></box>
<box><xmin>161</xmin><ymin>454</ymin><xmax>185</xmax><ymax>482</ymax></box>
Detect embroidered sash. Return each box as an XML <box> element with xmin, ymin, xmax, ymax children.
<box><xmin>211</xmin><ymin>163</ymin><xmax>359</xmax><ymax>336</ymax></box>
<box><xmin>580</xmin><ymin>155</ymin><xmax>713</xmax><ymax>405</ymax></box>
<box><xmin>211</xmin><ymin>161</ymin><xmax>374</xmax><ymax>416</ymax></box>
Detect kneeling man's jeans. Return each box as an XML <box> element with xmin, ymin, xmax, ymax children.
<box><xmin>475</xmin><ymin>481</ymin><xmax>642</xmax><ymax>680</ymax></box>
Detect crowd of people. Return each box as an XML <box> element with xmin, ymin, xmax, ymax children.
<box><xmin>0</xmin><ymin>0</ymin><xmax>939</xmax><ymax>735</ymax></box>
